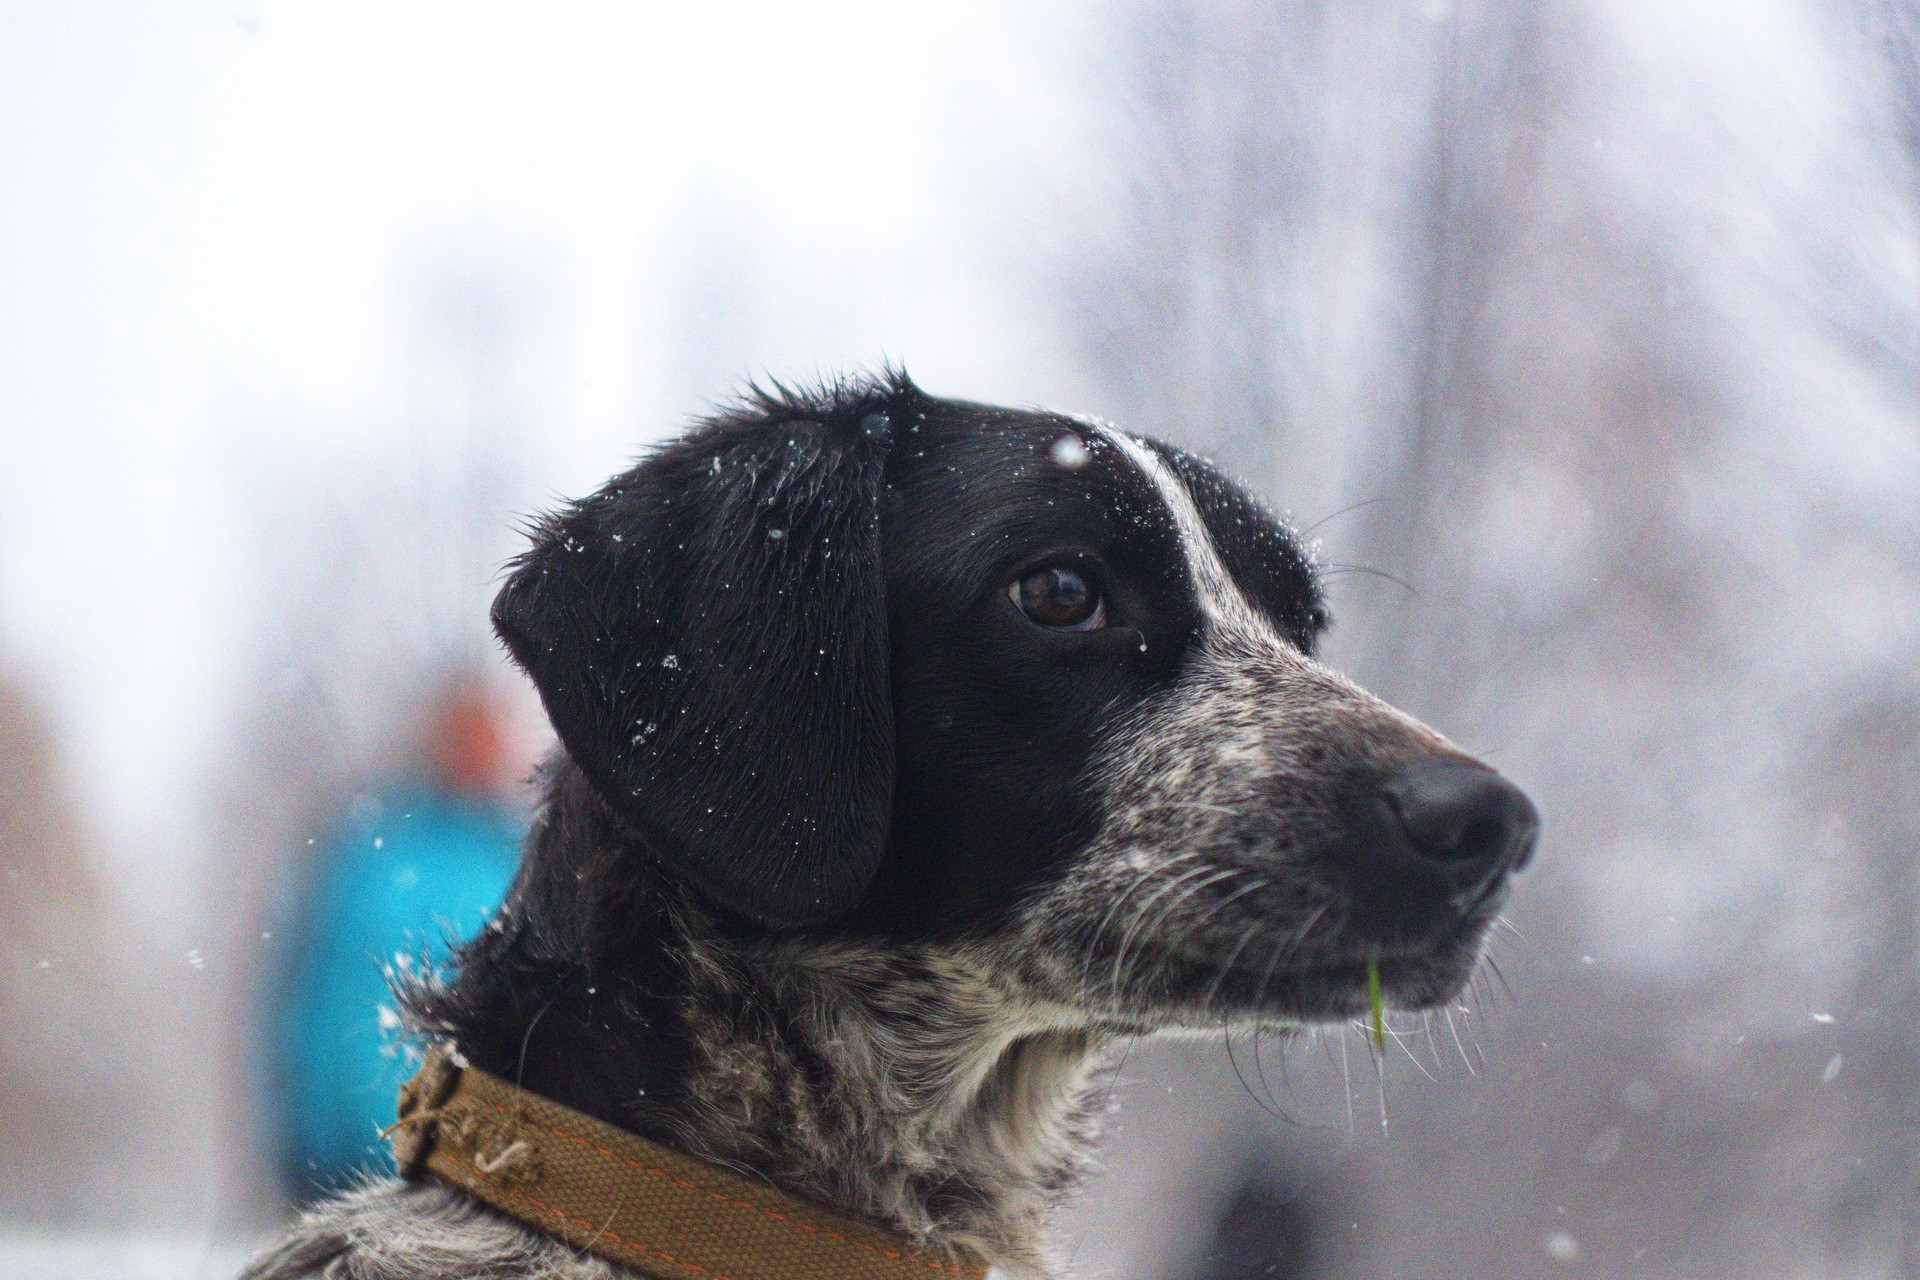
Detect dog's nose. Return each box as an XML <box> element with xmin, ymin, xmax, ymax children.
<box><xmin>1378</xmin><ymin>757</ymin><xmax>1538</xmax><ymax>900</ymax></box>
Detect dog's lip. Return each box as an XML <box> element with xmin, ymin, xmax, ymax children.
<box><xmin>1157</xmin><ymin>905</ymin><xmax>1499</xmax><ymax>1018</ymax></box>
<box><xmin>1165</xmin><ymin>891</ymin><xmax>1503</xmax><ymax>977</ymax></box>
<box><xmin>1455</xmin><ymin>870</ymin><xmax>1517</xmax><ymax>920</ymax></box>
<box><xmin>1220</xmin><ymin>947</ymin><xmax>1463</xmax><ymax>993</ymax></box>
<box><xmin>1201</xmin><ymin>950</ymin><xmax>1483</xmax><ymax>1022</ymax></box>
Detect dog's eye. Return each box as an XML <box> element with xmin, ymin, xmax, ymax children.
<box><xmin>1010</xmin><ymin>567</ymin><xmax>1106</xmax><ymax>632</ymax></box>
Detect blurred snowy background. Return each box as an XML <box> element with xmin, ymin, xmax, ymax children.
<box><xmin>3</xmin><ymin>1</ymin><xmax>1918</xmax><ymax>1277</ymax></box>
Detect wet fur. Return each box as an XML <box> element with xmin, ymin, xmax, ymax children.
<box><xmin>242</xmin><ymin>373</ymin><xmax>1522</xmax><ymax>1280</ymax></box>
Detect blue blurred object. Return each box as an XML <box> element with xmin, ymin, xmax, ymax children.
<box><xmin>271</xmin><ymin>784</ymin><xmax>521</xmax><ymax>1198</ymax></box>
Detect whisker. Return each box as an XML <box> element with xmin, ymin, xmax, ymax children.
<box><xmin>1251</xmin><ymin>903</ymin><xmax>1332</xmax><ymax>1012</ymax></box>
<box><xmin>1370</xmin><ymin>1028</ymin><xmax>1390</xmax><ymax>1133</ymax></box>
<box><xmin>1111</xmin><ymin>1033</ymin><xmax>1139</xmax><ymax>1083</ymax></box>
<box><xmin>1080</xmin><ymin>848</ymin><xmax>1211</xmax><ymax>994</ymax></box>
<box><xmin>1443</xmin><ymin>1005</ymin><xmax>1478</xmax><ymax>1076</ymax></box>
<box><xmin>1458</xmin><ymin>990</ymin><xmax>1490</xmax><ymax>1071</ymax></box>
<box><xmin>1337</xmin><ymin>1027</ymin><xmax>1355</xmax><ymax>1142</ymax></box>
<box><xmin>1388</xmin><ymin>1020</ymin><xmax>1436</xmax><ymax>1082</ymax></box>
<box><xmin>1484</xmin><ymin>954</ymin><xmax>1516</xmax><ymax>1004</ymax></box>
<box><xmin>1224</xmin><ymin>1027</ymin><xmax>1287</xmax><ymax>1120</ymax></box>
<box><xmin>1092</xmin><ymin>849</ymin><xmax>1209</xmax><ymax>946</ymax></box>
<box><xmin>1299</xmin><ymin>494</ymin><xmax>1393</xmax><ymax>538</ymax></box>
<box><xmin>1194</xmin><ymin>880</ymin><xmax>1274</xmax><ymax>1011</ymax></box>
<box><xmin>1250</xmin><ymin>1027</ymin><xmax>1293</xmax><ymax>1118</ymax></box>
<box><xmin>1318</xmin><ymin>563</ymin><xmax>1420</xmax><ymax>597</ymax></box>
<box><xmin>1127</xmin><ymin>799</ymin><xmax>1245</xmax><ymax>819</ymax></box>
<box><xmin>1131</xmin><ymin>867</ymin><xmax>1247</xmax><ymax>994</ymax></box>
<box><xmin>1108</xmin><ymin>863</ymin><xmax>1229</xmax><ymax>998</ymax></box>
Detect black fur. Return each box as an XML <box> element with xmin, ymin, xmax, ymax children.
<box><xmin>492</xmin><ymin>382</ymin><xmax>897</xmax><ymax>926</ymax></box>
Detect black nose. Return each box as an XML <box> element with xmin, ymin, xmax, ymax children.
<box><xmin>1379</xmin><ymin>757</ymin><xmax>1538</xmax><ymax>901</ymax></box>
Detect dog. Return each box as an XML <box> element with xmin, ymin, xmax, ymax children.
<box><xmin>241</xmin><ymin>371</ymin><xmax>1537</xmax><ymax>1280</ymax></box>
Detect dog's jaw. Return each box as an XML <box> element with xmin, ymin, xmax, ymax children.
<box><xmin>669</xmin><ymin>919</ymin><xmax>1116</xmax><ymax>1278</ymax></box>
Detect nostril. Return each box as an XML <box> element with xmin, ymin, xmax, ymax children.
<box><xmin>1447</xmin><ymin>815</ymin><xmax>1508</xmax><ymax>864</ymax></box>
<box><xmin>1379</xmin><ymin>757</ymin><xmax>1539</xmax><ymax>881</ymax></box>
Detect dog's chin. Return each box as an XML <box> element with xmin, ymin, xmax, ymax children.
<box><xmin>1113</xmin><ymin>908</ymin><xmax>1499</xmax><ymax>1034</ymax></box>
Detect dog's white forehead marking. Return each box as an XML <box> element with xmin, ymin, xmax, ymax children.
<box><xmin>1089</xmin><ymin>423</ymin><xmax>1297</xmax><ymax>652</ymax></box>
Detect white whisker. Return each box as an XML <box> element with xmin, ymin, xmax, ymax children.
<box><xmin>1337</xmin><ymin>1026</ymin><xmax>1355</xmax><ymax>1142</ymax></box>
<box><xmin>1388</xmin><ymin>1020</ymin><xmax>1436</xmax><ymax>1082</ymax></box>
<box><xmin>1108</xmin><ymin>863</ymin><xmax>1228</xmax><ymax>997</ymax></box>
<box><xmin>1443</xmin><ymin>1005</ymin><xmax>1476</xmax><ymax>1075</ymax></box>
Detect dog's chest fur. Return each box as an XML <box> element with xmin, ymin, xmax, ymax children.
<box><xmin>669</xmin><ymin>929</ymin><xmax>1114</xmax><ymax>1269</ymax></box>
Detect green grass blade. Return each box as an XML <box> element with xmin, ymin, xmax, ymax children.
<box><xmin>1367</xmin><ymin>960</ymin><xmax>1385</xmax><ymax>1052</ymax></box>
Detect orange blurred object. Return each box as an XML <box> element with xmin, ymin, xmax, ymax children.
<box><xmin>428</xmin><ymin>678</ymin><xmax>514</xmax><ymax>800</ymax></box>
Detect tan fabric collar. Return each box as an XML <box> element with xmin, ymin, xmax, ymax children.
<box><xmin>389</xmin><ymin>1045</ymin><xmax>987</xmax><ymax>1280</ymax></box>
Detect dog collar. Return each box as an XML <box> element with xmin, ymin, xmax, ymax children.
<box><xmin>389</xmin><ymin>1045</ymin><xmax>987</xmax><ymax>1280</ymax></box>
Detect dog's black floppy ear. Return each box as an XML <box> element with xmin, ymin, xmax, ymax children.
<box><xmin>493</xmin><ymin>394</ymin><xmax>897</xmax><ymax>926</ymax></box>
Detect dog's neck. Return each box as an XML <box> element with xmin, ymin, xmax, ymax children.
<box><xmin>665</xmin><ymin>926</ymin><xmax>1114</xmax><ymax>1274</ymax></box>
<box><xmin>416</xmin><ymin>764</ymin><xmax>1115</xmax><ymax>1278</ymax></box>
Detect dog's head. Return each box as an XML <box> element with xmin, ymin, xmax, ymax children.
<box><xmin>494</xmin><ymin>373</ymin><xmax>1536</xmax><ymax>1033</ymax></box>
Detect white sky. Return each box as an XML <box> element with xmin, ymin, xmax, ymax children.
<box><xmin>0</xmin><ymin>1</ymin><xmax>1106</xmax><ymax>910</ymax></box>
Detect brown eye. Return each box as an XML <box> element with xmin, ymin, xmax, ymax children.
<box><xmin>1010</xmin><ymin>566</ymin><xmax>1107</xmax><ymax>632</ymax></box>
